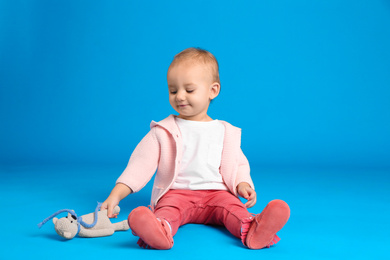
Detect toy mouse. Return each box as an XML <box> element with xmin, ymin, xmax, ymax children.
<box><xmin>38</xmin><ymin>202</ymin><xmax>129</xmax><ymax>239</ymax></box>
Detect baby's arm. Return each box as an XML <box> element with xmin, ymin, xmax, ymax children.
<box><xmin>237</xmin><ymin>182</ymin><xmax>257</xmax><ymax>208</ymax></box>
<box><xmin>101</xmin><ymin>183</ymin><xmax>132</xmax><ymax>218</ymax></box>
<box><xmin>102</xmin><ymin>126</ymin><xmax>159</xmax><ymax>218</ymax></box>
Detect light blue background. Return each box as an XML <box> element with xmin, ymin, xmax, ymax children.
<box><xmin>1</xmin><ymin>0</ymin><xmax>389</xmax><ymax>259</ymax></box>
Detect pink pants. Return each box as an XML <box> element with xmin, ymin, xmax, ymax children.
<box><xmin>154</xmin><ymin>189</ymin><xmax>253</xmax><ymax>238</ymax></box>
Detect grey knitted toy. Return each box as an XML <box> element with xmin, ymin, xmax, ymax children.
<box><xmin>39</xmin><ymin>203</ymin><xmax>129</xmax><ymax>240</ymax></box>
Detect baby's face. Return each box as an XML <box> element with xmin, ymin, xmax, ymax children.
<box><xmin>167</xmin><ymin>62</ymin><xmax>219</xmax><ymax>121</ymax></box>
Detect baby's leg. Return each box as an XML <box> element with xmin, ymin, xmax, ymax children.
<box><xmin>194</xmin><ymin>190</ymin><xmax>253</xmax><ymax>239</ymax></box>
<box><xmin>128</xmin><ymin>190</ymin><xmax>196</xmax><ymax>249</ymax></box>
<box><xmin>244</xmin><ymin>200</ymin><xmax>290</xmax><ymax>249</ymax></box>
<box><xmin>128</xmin><ymin>206</ymin><xmax>173</xmax><ymax>250</ymax></box>
<box><xmin>153</xmin><ymin>189</ymin><xmax>196</xmax><ymax>236</ymax></box>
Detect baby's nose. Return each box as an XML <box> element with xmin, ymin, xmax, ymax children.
<box><xmin>176</xmin><ymin>91</ymin><xmax>186</xmax><ymax>101</ymax></box>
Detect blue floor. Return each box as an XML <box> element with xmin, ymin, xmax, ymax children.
<box><xmin>1</xmin><ymin>164</ymin><xmax>389</xmax><ymax>259</ymax></box>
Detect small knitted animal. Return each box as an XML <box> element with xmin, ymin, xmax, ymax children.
<box><xmin>38</xmin><ymin>202</ymin><xmax>129</xmax><ymax>239</ymax></box>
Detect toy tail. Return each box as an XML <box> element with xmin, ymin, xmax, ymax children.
<box><xmin>37</xmin><ymin>222</ymin><xmax>45</xmax><ymax>229</ymax></box>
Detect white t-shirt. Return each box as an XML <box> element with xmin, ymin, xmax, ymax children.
<box><xmin>171</xmin><ymin>117</ymin><xmax>228</xmax><ymax>190</ymax></box>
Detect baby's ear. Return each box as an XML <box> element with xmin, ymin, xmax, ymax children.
<box><xmin>210</xmin><ymin>82</ymin><xmax>220</xmax><ymax>100</ymax></box>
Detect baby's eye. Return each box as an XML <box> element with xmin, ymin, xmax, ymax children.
<box><xmin>186</xmin><ymin>90</ymin><xmax>194</xmax><ymax>93</ymax></box>
<box><xmin>170</xmin><ymin>91</ymin><xmax>177</xmax><ymax>94</ymax></box>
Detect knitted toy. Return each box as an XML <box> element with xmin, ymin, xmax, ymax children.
<box><xmin>38</xmin><ymin>202</ymin><xmax>129</xmax><ymax>239</ymax></box>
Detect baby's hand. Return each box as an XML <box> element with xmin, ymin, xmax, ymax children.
<box><xmin>101</xmin><ymin>183</ymin><xmax>132</xmax><ymax>218</ymax></box>
<box><xmin>101</xmin><ymin>198</ymin><xmax>119</xmax><ymax>218</ymax></box>
<box><xmin>237</xmin><ymin>182</ymin><xmax>257</xmax><ymax>208</ymax></box>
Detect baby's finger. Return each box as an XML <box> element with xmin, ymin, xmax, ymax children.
<box><xmin>245</xmin><ymin>196</ymin><xmax>257</xmax><ymax>208</ymax></box>
<box><xmin>247</xmin><ymin>190</ymin><xmax>256</xmax><ymax>200</ymax></box>
<box><xmin>241</xmin><ymin>189</ymin><xmax>249</xmax><ymax>199</ymax></box>
<box><xmin>100</xmin><ymin>203</ymin><xmax>108</xmax><ymax>211</ymax></box>
<box><xmin>248</xmin><ymin>192</ymin><xmax>256</xmax><ymax>201</ymax></box>
<box><xmin>107</xmin><ymin>206</ymin><xmax>115</xmax><ymax>218</ymax></box>
<box><xmin>246</xmin><ymin>200</ymin><xmax>255</xmax><ymax>208</ymax></box>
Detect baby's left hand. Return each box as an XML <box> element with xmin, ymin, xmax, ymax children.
<box><xmin>237</xmin><ymin>182</ymin><xmax>257</xmax><ymax>208</ymax></box>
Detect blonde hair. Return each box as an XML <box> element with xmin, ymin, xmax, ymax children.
<box><xmin>168</xmin><ymin>47</ymin><xmax>220</xmax><ymax>84</ymax></box>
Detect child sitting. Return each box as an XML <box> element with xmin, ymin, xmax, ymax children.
<box><xmin>101</xmin><ymin>47</ymin><xmax>290</xmax><ymax>249</ymax></box>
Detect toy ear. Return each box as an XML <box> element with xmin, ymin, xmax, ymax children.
<box><xmin>53</xmin><ymin>217</ymin><xmax>58</xmax><ymax>224</ymax></box>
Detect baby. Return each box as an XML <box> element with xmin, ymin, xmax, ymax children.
<box><xmin>101</xmin><ymin>47</ymin><xmax>290</xmax><ymax>249</ymax></box>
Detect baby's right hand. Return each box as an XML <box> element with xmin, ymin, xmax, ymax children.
<box><xmin>101</xmin><ymin>198</ymin><xmax>119</xmax><ymax>218</ymax></box>
<box><xmin>101</xmin><ymin>183</ymin><xmax>132</xmax><ymax>218</ymax></box>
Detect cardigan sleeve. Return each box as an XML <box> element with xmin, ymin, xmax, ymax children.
<box><xmin>234</xmin><ymin>148</ymin><xmax>254</xmax><ymax>190</ymax></box>
<box><xmin>116</xmin><ymin>127</ymin><xmax>160</xmax><ymax>193</ymax></box>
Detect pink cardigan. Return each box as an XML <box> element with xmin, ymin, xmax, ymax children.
<box><xmin>116</xmin><ymin>115</ymin><xmax>254</xmax><ymax>208</ymax></box>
